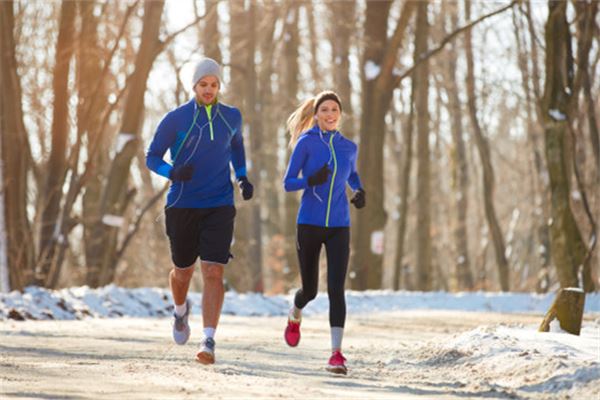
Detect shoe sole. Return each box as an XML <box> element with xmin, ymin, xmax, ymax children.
<box><xmin>326</xmin><ymin>366</ymin><xmax>347</xmax><ymax>375</ymax></box>
<box><xmin>196</xmin><ymin>351</ymin><xmax>215</xmax><ymax>365</ymax></box>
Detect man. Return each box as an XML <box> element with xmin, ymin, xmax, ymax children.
<box><xmin>146</xmin><ymin>57</ymin><xmax>253</xmax><ymax>364</ymax></box>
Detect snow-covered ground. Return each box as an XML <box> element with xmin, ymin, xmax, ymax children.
<box><xmin>1</xmin><ymin>286</ymin><xmax>599</xmax><ymax>399</ymax></box>
<box><xmin>1</xmin><ymin>284</ymin><xmax>599</xmax><ymax>320</ymax></box>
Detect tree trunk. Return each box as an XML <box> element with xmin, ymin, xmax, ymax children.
<box><xmin>227</xmin><ymin>0</ymin><xmax>257</xmax><ymax>293</ymax></box>
<box><xmin>203</xmin><ymin>1</ymin><xmax>222</xmax><ymax>63</ymax></box>
<box><xmin>393</xmin><ymin>75</ymin><xmax>416</xmax><ymax>290</ymax></box>
<box><xmin>86</xmin><ymin>1</ymin><xmax>165</xmax><ymax>287</ymax></box>
<box><xmin>351</xmin><ymin>0</ymin><xmax>392</xmax><ymax>290</ymax></box>
<box><xmin>442</xmin><ymin>4</ymin><xmax>473</xmax><ymax>291</ymax></box>
<box><xmin>328</xmin><ymin>1</ymin><xmax>355</xmax><ymax>118</ymax></box>
<box><xmin>539</xmin><ymin>288</ymin><xmax>585</xmax><ymax>335</ymax></box>
<box><xmin>0</xmin><ymin>0</ymin><xmax>35</xmax><ymax>290</ymax></box>
<box><xmin>0</xmin><ymin>131</ymin><xmax>9</xmax><ymax>293</ymax></box>
<box><xmin>36</xmin><ymin>0</ymin><xmax>76</xmax><ymax>286</ymax></box>
<box><xmin>464</xmin><ymin>0</ymin><xmax>510</xmax><ymax>291</ymax></box>
<box><xmin>281</xmin><ymin>1</ymin><xmax>301</xmax><ymax>291</ymax></box>
<box><xmin>253</xmin><ymin>3</ymin><xmax>281</xmax><ymax>292</ymax></box>
<box><xmin>243</xmin><ymin>1</ymin><xmax>263</xmax><ymax>293</ymax></box>
<box><xmin>513</xmin><ymin>7</ymin><xmax>551</xmax><ymax>292</ymax></box>
<box><xmin>541</xmin><ymin>0</ymin><xmax>588</xmax><ymax>290</ymax></box>
<box><xmin>79</xmin><ymin>1</ymin><xmax>112</xmax><ymax>287</ymax></box>
<box><xmin>351</xmin><ymin>1</ymin><xmax>415</xmax><ymax>290</ymax></box>
<box><xmin>414</xmin><ymin>0</ymin><xmax>432</xmax><ymax>291</ymax></box>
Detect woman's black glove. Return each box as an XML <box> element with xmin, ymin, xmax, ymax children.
<box><xmin>350</xmin><ymin>188</ymin><xmax>366</xmax><ymax>209</ymax></box>
<box><xmin>237</xmin><ymin>176</ymin><xmax>254</xmax><ymax>200</ymax></box>
<box><xmin>307</xmin><ymin>164</ymin><xmax>330</xmax><ymax>187</ymax></box>
<box><xmin>169</xmin><ymin>164</ymin><xmax>194</xmax><ymax>182</ymax></box>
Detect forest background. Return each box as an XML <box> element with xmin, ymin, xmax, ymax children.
<box><xmin>1</xmin><ymin>0</ymin><xmax>598</xmax><ymax>295</ymax></box>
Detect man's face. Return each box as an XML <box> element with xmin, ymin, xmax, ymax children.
<box><xmin>194</xmin><ymin>75</ymin><xmax>219</xmax><ymax>105</ymax></box>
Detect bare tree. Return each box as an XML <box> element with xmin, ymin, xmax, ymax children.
<box><xmin>352</xmin><ymin>0</ymin><xmax>416</xmax><ymax>290</ymax></box>
<box><xmin>414</xmin><ymin>0</ymin><xmax>432</xmax><ymax>291</ymax></box>
<box><xmin>393</xmin><ymin>75</ymin><xmax>416</xmax><ymax>290</ymax></box>
<box><xmin>443</xmin><ymin>3</ymin><xmax>474</xmax><ymax>290</ymax></box>
<box><xmin>86</xmin><ymin>1</ymin><xmax>166</xmax><ymax>287</ymax></box>
<box><xmin>464</xmin><ymin>0</ymin><xmax>510</xmax><ymax>291</ymax></box>
<box><xmin>36</xmin><ymin>0</ymin><xmax>77</xmax><ymax>286</ymax></box>
<box><xmin>281</xmin><ymin>1</ymin><xmax>301</xmax><ymax>290</ymax></box>
<box><xmin>202</xmin><ymin>0</ymin><xmax>222</xmax><ymax>63</ymax></box>
<box><xmin>0</xmin><ymin>130</ymin><xmax>9</xmax><ymax>293</ymax></box>
<box><xmin>0</xmin><ymin>1</ymin><xmax>35</xmax><ymax>290</ymax></box>
<box><xmin>513</xmin><ymin>4</ymin><xmax>551</xmax><ymax>292</ymax></box>
<box><xmin>542</xmin><ymin>0</ymin><xmax>595</xmax><ymax>292</ymax></box>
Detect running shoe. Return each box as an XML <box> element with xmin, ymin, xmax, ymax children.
<box><xmin>326</xmin><ymin>350</ymin><xmax>347</xmax><ymax>375</ymax></box>
<box><xmin>284</xmin><ymin>316</ymin><xmax>301</xmax><ymax>347</ymax></box>
<box><xmin>172</xmin><ymin>299</ymin><xmax>191</xmax><ymax>345</ymax></box>
<box><xmin>196</xmin><ymin>337</ymin><xmax>216</xmax><ymax>364</ymax></box>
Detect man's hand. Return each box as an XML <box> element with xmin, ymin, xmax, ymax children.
<box><xmin>170</xmin><ymin>165</ymin><xmax>194</xmax><ymax>182</ymax></box>
<box><xmin>350</xmin><ymin>188</ymin><xmax>366</xmax><ymax>209</ymax></box>
<box><xmin>237</xmin><ymin>176</ymin><xmax>254</xmax><ymax>200</ymax></box>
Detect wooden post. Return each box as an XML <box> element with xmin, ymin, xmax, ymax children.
<box><xmin>539</xmin><ymin>288</ymin><xmax>585</xmax><ymax>335</ymax></box>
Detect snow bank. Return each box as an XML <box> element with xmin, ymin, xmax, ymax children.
<box><xmin>386</xmin><ymin>323</ymin><xmax>600</xmax><ymax>398</ymax></box>
<box><xmin>0</xmin><ymin>285</ymin><xmax>599</xmax><ymax>321</ymax></box>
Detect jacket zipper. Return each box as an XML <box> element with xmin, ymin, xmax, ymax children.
<box><xmin>325</xmin><ymin>134</ymin><xmax>337</xmax><ymax>227</ymax></box>
<box><xmin>206</xmin><ymin>104</ymin><xmax>214</xmax><ymax>141</ymax></box>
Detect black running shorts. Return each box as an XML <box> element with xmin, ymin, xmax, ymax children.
<box><xmin>165</xmin><ymin>206</ymin><xmax>236</xmax><ymax>268</ymax></box>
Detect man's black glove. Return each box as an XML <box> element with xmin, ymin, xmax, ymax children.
<box><xmin>169</xmin><ymin>164</ymin><xmax>193</xmax><ymax>182</ymax></box>
<box><xmin>237</xmin><ymin>176</ymin><xmax>254</xmax><ymax>200</ymax></box>
<box><xmin>350</xmin><ymin>188</ymin><xmax>366</xmax><ymax>209</ymax></box>
<box><xmin>307</xmin><ymin>164</ymin><xmax>330</xmax><ymax>187</ymax></box>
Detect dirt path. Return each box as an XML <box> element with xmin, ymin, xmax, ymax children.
<box><xmin>0</xmin><ymin>311</ymin><xmax>596</xmax><ymax>399</ymax></box>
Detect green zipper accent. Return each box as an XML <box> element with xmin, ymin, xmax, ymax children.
<box><xmin>205</xmin><ymin>104</ymin><xmax>214</xmax><ymax>141</ymax></box>
<box><xmin>325</xmin><ymin>134</ymin><xmax>338</xmax><ymax>227</ymax></box>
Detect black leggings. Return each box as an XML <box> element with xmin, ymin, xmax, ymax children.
<box><xmin>294</xmin><ymin>224</ymin><xmax>350</xmax><ymax>328</ymax></box>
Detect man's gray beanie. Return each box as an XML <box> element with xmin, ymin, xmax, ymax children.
<box><xmin>192</xmin><ymin>58</ymin><xmax>221</xmax><ymax>88</ymax></box>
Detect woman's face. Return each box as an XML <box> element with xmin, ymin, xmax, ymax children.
<box><xmin>315</xmin><ymin>100</ymin><xmax>341</xmax><ymax>132</ymax></box>
<box><xmin>194</xmin><ymin>75</ymin><xmax>220</xmax><ymax>105</ymax></box>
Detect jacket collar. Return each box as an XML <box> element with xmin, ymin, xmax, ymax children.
<box><xmin>306</xmin><ymin>124</ymin><xmax>340</xmax><ymax>139</ymax></box>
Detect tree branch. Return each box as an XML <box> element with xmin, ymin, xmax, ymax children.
<box><xmin>392</xmin><ymin>0</ymin><xmax>518</xmax><ymax>87</ymax></box>
<box><xmin>114</xmin><ymin>183</ymin><xmax>168</xmax><ymax>264</ymax></box>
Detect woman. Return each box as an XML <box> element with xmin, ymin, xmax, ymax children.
<box><xmin>283</xmin><ymin>91</ymin><xmax>365</xmax><ymax>375</ymax></box>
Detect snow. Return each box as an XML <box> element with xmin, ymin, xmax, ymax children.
<box><xmin>101</xmin><ymin>214</ymin><xmax>125</xmax><ymax>227</ymax></box>
<box><xmin>2</xmin><ymin>286</ymin><xmax>599</xmax><ymax>398</ymax></box>
<box><xmin>115</xmin><ymin>132</ymin><xmax>136</xmax><ymax>153</ymax></box>
<box><xmin>364</xmin><ymin>60</ymin><xmax>381</xmax><ymax>80</ymax></box>
<box><xmin>2</xmin><ymin>285</ymin><xmax>599</xmax><ymax>321</ymax></box>
<box><xmin>548</xmin><ymin>109</ymin><xmax>567</xmax><ymax>121</ymax></box>
<box><xmin>386</xmin><ymin>323</ymin><xmax>600</xmax><ymax>396</ymax></box>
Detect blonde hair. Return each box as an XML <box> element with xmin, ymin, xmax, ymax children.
<box><xmin>287</xmin><ymin>91</ymin><xmax>343</xmax><ymax>148</ymax></box>
<box><xmin>286</xmin><ymin>98</ymin><xmax>315</xmax><ymax>148</ymax></box>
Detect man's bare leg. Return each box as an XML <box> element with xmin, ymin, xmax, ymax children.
<box><xmin>170</xmin><ymin>265</ymin><xmax>194</xmax><ymax>345</ymax></box>
<box><xmin>196</xmin><ymin>261</ymin><xmax>224</xmax><ymax>364</ymax></box>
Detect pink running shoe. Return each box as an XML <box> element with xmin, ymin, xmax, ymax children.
<box><xmin>284</xmin><ymin>317</ymin><xmax>301</xmax><ymax>347</ymax></box>
<box><xmin>326</xmin><ymin>350</ymin><xmax>347</xmax><ymax>375</ymax></box>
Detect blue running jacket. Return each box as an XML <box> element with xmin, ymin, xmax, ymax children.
<box><xmin>146</xmin><ymin>98</ymin><xmax>247</xmax><ymax>208</ymax></box>
<box><xmin>283</xmin><ymin>125</ymin><xmax>363</xmax><ymax>227</ymax></box>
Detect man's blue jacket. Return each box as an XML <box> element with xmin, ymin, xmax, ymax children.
<box><xmin>146</xmin><ymin>98</ymin><xmax>246</xmax><ymax>208</ymax></box>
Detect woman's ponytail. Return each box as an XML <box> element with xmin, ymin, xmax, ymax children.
<box><xmin>286</xmin><ymin>98</ymin><xmax>315</xmax><ymax>148</ymax></box>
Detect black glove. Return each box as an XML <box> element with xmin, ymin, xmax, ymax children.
<box><xmin>350</xmin><ymin>188</ymin><xmax>366</xmax><ymax>209</ymax></box>
<box><xmin>237</xmin><ymin>176</ymin><xmax>254</xmax><ymax>200</ymax></box>
<box><xmin>169</xmin><ymin>164</ymin><xmax>193</xmax><ymax>182</ymax></box>
<box><xmin>307</xmin><ymin>164</ymin><xmax>330</xmax><ymax>187</ymax></box>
